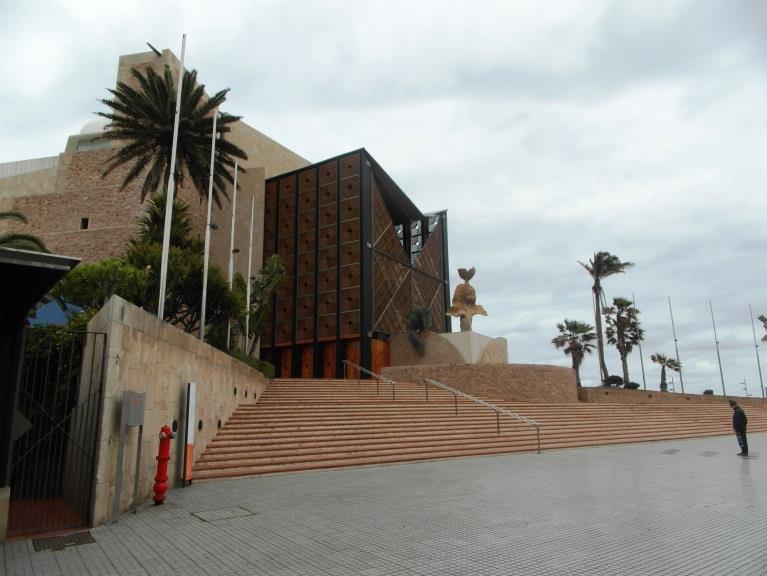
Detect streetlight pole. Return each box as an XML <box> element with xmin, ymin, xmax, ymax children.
<box><xmin>158</xmin><ymin>33</ymin><xmax>186</xmax><ymax>320</ymax></box>
<box><xmin>245</xmin><ymin>194</ymin><xmax>255</xmax><ymax>354</ymax></box>
<box><xmin>748</xmin><ymin>304</ymin><xmax>765</xmax><ymax>398</ymax></box>
<box><xmin>709</xmin><ymin>300</ymin><xmax>726</xmax><ymax>396</ymax></box>
<box><xmin>200</xmin><ymin>110</ymin><xmax>220</xmax><ymax>341</ymax></box>
<box><xmin>226</xmin><ymin>161</ymin><xmax>238</xmax><ymax>349</ymax></box>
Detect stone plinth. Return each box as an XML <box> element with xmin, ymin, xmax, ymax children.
<box><xmin>382</xmin><ymin>363</ymin><xmax>578</xmax><ymax>403</ymax></box>
<box><xmin>390</xmin><ymin>331</ymin><xmax>507</xmax><ymax>367</ymax></box>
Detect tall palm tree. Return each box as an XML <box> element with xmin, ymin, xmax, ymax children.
<box><xmin>604</xmin><ymin>297</ymin><xmax>644</xmax><ymax>385</ymax></box>
<box><xmin>0</xmin><ymin>211</ymin><xmax>47</xmax><ymax>252</ymax></box>
<box><xmin>650</xmin><ymin>353</ymin><xmax>681</xmax><ymax>392</ymax></box>
<box><xmin>552</xmin><ymin>319</ymin><xmax>597</xmax><ymax>387</ymax></box>
<box><xmin>578</xmin><ymin>252</ymin><xmax>634</xmax><ymax>384</ymax></box>
<box><xmin>98</xmin><ymin>65</ymin><xmax>247</xmax><ymax>205</ymax></box>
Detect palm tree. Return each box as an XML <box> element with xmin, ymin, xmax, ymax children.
<box><xmin>578</xmin><ymin>252</ymin><xmax>634</xmax><ymax>384</ymax></box>
<box><xmin>758</xmin><ymin>315</ymin><xmax>767</xmax><ymax>342</ymax></box>
<box><xmin>0</xmin><ymin>211</ymin><xmax>47</xmax><ymax>252</ymax></box>
<box><xmin>552</xmin><ymin>319</ymin><xmax>597</xmax><ymax>387</ymax></box>
<box><xmin>650</xmin><ymin>353</ymin><xmax>681</xmax><ymax>392</ymax></box>
<box><xmin>604</xmin><ymin>297</ymin><xmax>644</xmax><ymax>386</ymax></box>
<box><xmin>98</xmin><ymin>65</ymin><xmax>247</xmax><ymax>205</ymax></box>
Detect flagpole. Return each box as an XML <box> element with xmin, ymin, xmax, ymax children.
<box><xmin>200</xmin><ymin>110</ymin><xmax>219</xmax><ymax>340</ymax></box>
<box><xmin>749</xmin><ymin>304</ymin><xmax>765</xmax><ymax>398</ymax></box>
<box><xmin>709</xmin><ymin>300</ymin><xmax>726</xmax><ymax>395</ymax></box>
<box><xmin>245</xmin><ymin>194</ymin><xmax>255</xmax><ymax>354</ymax></box>
<box><xmin>632</xmin><ymin>293</ymin><xmax>647</xmax><ymax>390</ymax></box>
<box><xmin>226</xmin><ymin>161</ymin><xmax>238</xmax><ymax>349</ymax></box>
<box><xmin>158</xmin><ymin>33</ymin><xmax>186</xmax><ymax>319</ymax></box>
<box><xmin>668</xmin><ymin>297</ymin><xmax>684</xmax><ymax>393</ymax></box>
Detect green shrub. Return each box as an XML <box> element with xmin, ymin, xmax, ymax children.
<box><xmin>229</xmin><ymin>350</ymin><xmax>275</xmax><ymax>379</ymax></box>
<box><xmin>624</xmin><ymin>381</ymin><xmax>640</xmax><ymax>390</ymax></box>
<box><xmin>703</xmin><ymin>389</ymin><xmax>714</xmax><ymax>395</ymax></box>
<box><xmin>604</xmin><ymin>375</ymin><xmax>624</xmax><ymax>387</ymax></box>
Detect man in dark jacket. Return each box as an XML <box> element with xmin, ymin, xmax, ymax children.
<box><xmin>729</xmin><ymin>400</ymin><xmax>748</xmax><ymax>456</ymax></box>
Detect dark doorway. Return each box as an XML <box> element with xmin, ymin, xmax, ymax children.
<box><xmin>8</xmin><ymin>326</ymin><xmax>106</xmax><ymax>537</ymax></box>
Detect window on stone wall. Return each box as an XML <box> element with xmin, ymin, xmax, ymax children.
<box><xmin>80</xmin><ymin>218</ymin><xmax>89</xmax><ymax>230</ymax></box>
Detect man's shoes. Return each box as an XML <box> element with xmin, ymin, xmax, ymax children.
<box><xmin>738</xmin><ymin>452</ymin><xmax>748</xmax><ymax>456</ymax></box>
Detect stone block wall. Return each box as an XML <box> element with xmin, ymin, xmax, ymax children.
<box><xmin>87</xmin><ymin>296</ymin><xmax>268</xmax><ymax>526</ymax></box>
<box><xmin>382</xmin><ymin>363</ymin><xmax>578</xmax><ymax>403</ymax></box>
<box><xmin>578</xmin><ymin>386</ymin><xmax>767</xmax><ymax>407</ymax></box>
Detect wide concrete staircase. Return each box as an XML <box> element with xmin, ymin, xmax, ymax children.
<box><xmin>193</xmin><ymin>378</ymin><xmax>767</xmax><ymax>480</ymax></box>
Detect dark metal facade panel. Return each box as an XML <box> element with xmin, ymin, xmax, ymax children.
<box><xmin>260</xmin><ymin>149</ymin><xmax>448</xmax><ymax>376</ymax></box>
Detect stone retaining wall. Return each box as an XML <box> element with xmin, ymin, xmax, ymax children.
<box><xmin>382</xmin><ymin>363</ymin><xmax>578</xmax><ymax>403</ymax></box>
<box><xmin>578</xmin><ymin>386</ymin><xmax>767</xmax><ymax>407</ymax></box>
<box><xmin>88</xmin><ymin>296</ymin><xmax>268</xmax><ymax>526</ymax></box>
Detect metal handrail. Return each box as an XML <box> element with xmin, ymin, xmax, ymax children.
<box><xmin>424</xmin><ymin>378</ymin><xmax>542</xmax><ymax>454</ymax></box>
<box><xmin>342</xmin><ymin>360</ymin><xmax>397</xmax><ymax>401</ymax></box>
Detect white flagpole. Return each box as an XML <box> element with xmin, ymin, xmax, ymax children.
<box><xmin>226</xmin><ymin>161</ymin><xmax>238</xmax><ymax>349</ymax></box>
<box><xmin>200</xmin><ymin>110</ymin><xmax>219</xmax><ymax>340</ymax></box>
<box><xmin>749</xmin><ymin>304</ymin><xmax>765</xmax><ymax>398</ymax></box>
<box><xmin>158</xmin><ymin>33</ymin><xmax>186</xmax><ymax>319</ymax></box>
<box><xmin>245</xmin><ymin>194</ymin><xmax>255</xmax><ymax>353</ymax></box>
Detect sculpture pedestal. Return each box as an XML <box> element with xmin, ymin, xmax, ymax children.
<box><xmin>390</xmin><ymin>331</ymin><xmax>507</xmax><ymax>366</ymax></box>
<box><xmin>439</xmin><ymin>332</ymin><xmax>508</xmax><ymax>364</ymax></box>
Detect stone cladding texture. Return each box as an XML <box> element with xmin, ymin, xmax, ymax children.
<box><xmin>382</xmin><ymin>363</ymin><xmax>578</xmax><ymax>403</ymax></box>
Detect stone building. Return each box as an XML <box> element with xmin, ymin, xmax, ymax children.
<box><xmin>0</xmin><ymin>48</ymin><xmax>309</xmax><ymax>279</ymax></box>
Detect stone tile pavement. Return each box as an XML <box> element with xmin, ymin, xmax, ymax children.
<box><xmin>3</xmin><ymin>433</ymin><xmax>766</xmax><ymax>576</ymax></box>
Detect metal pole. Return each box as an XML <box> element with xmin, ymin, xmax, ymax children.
<box><xmin>749</xmin><ymin>304</ymin><xmax>765</xmax><ymax>398</ymax></box>
<box><xmin>200</xmin><ymin>110</ymin><xmax>219</xmax><ymax>340</ymax></box>
<box><xmin>668</xmin><ymin>297</ymin><xmax>684</xmax><ymax>393</ymax></box>
<box><xmin>632</xmin><ymin>293</ymin><xmax>647</xmax><ymax>390</ymax></box>
<box><xmin>158</xmin><ymin>33</ymin><xmax>186</xmax><ymax>319</ymax></box>
<box><xmin>709</xmin><ymin>300</ymin><xmax>726</xmax><ymax>395</ymax></box>
<box><xmin>244</xmin><ymin>194</ymin><xmax>255</xmax><ymax>353</ymax></box>
<box><xmin>226</xmin><ymin>161</ymin><xmax>238</xmax><ymax>349</ymax></box>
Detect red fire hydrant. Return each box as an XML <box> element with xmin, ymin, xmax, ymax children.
<box><xmin>153</xmin><ymin>425</ymin><xmax>174</xmax><ymax>505</ymax></box>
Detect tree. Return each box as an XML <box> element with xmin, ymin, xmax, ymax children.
<box><xmin>0</xmin><ymin>211</ymin><xmax>48</xmax><ymax>252</ymax></box>
<box><xmin>98</xmin><ymin>65</ymin><xmax>247</xmax><ymax>205</ymax></box>
<box><xmin>604</xmin><ymin>297</ymin><xmax>644</xmax><ymax>386</ymax></box>
<box><xmin>551</xmin><ymin>319</ymin><xmax>596</xmax><ymax>387</ymax></box>
<box><xmin>123</xmin><ymin>229</ymin><xmax>239</xmax><ymax>335</ymax></box>
<box><xmin>241</xmin><ymin>254</ymin><xmax>287</xmax><ymax>356</ymax></box>
<box><xmin>578</xmin><ymin>252</ymin><xmax>634</xmax><ymax>384</ymax></box>
<box><xmin>51</xmin><ymin>258</ymin><xmax>149</xmax><ymax>314</ymax></box>
<box><xmin>650</xmin><ymin>353</ymin><xmax>681</xmax><ymax>392</ymax></box>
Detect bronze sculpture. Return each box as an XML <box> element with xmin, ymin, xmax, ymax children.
<box><xmin>447</xmin><ymin>267</ymin><xmax>487</xmax><ymax>332</ymax></box>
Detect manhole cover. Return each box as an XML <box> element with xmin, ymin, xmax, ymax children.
<box><xmin>33</xmin><ymin>531</ymin><xmax>95</xmax><ymax>552</ymax></box>
<box><xmin>192</xmin><ymin>506</ymin><xmax>254</xmax><ymax>522</ymax></box>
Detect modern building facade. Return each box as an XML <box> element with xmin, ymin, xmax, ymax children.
<box><xmin>260</xmin><ymin>149</ymin><xmax>450</xmax><ymax>378</ymax></box>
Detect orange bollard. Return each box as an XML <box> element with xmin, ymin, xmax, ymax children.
<box><xmin>153</xmin><ymin>425</ymin><xmax>174</xmax><ymax>505</ymax></box>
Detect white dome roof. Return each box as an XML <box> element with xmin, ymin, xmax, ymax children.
<box><xmin>79</xmin><ymin>117</ymin><xmax>109</xmax><ymax>135</ymax></box>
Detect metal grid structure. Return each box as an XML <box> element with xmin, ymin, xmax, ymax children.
<box><xmin>261</xmin><ymin>149</ymin><xmax>449</xmax><ymax>378</ymax></box>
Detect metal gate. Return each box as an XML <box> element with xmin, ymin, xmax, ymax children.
<box><xmin>8</xmin><ymin>326</ymin><xmax>106</xmax><ymax>537</ymax></box>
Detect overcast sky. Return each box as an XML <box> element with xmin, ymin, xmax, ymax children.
<box><xmin>2</xmin><ymin>0</ymin><xmax>766</xmax><ymax>395</ymax></box>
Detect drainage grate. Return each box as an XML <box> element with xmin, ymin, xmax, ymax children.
<box><xmin>192</xmin><ymin>506</ymin><xmax>255</xmax><ymax>522</ymax></box>
<box><xmin>33</xmin><ymin>531</ymin><xmax>95</xmax><ymax>552</ymax></box>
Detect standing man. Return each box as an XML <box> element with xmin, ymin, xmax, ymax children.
<box><xmin>729</xmin><ymin>400</ymin><xmax>748</xmax><ymax>456</ymax></box>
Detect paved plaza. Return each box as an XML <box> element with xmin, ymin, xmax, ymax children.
<box><xmin>3</xmin><ymin>433</ymin><xmax>766</xmax><ymax>576</ymax></box>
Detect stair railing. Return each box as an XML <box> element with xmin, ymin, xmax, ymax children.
<box><xmin>342</xmin><ymin>360</ymin><xmax>397</xmax><ymax>401</ymax></box>
<box><xmin>424</xmin><ymin>378</ymin><xmax>542</xmax><ymax>454</ymax></box>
